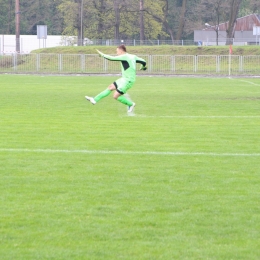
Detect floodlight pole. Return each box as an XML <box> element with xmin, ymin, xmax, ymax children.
<box><xmin>15</xmin><ymin>0</ymin><xmax>20</xmax><ymax>53</ymax></box>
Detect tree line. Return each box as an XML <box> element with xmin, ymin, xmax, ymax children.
<box><xmin>0</xmin><ymin>0</ymin><xmax>259</xmax><ymax>43</ymax></box>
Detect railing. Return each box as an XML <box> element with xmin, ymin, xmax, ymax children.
<box><xmin>1</xmin><ymin>53</ymin><xmax>260</xmax><ymax>75</ymax></box>
<box><xmin>81</xmin><ymin>38</ymin><xmax>260</xmax><ymax>46</ymax></box>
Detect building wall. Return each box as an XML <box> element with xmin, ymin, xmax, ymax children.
<box><xmin>194</xmin><ymin>30</ymin><xmax>260</xmax><ymax>45</ymax></box>
<box><xmin>194</xmin><ymin>14</ymin><xmax>260</xmax><ymax>46</ymax></box>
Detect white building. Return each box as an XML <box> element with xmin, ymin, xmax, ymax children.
<box><xmin>194</xmin><ymin>14</ymin><xmax>260</xmax><ymax>46</ymax></box>
<box><xmin>0</xmin><ymin>35</ymin><xmax>81</xmax><ymax>54</ymax></box>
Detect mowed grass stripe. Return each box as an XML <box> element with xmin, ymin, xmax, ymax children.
<box><xmin>1</xmin><ymin>148</ymin><xmax>260</xmax><ymax>157</ymax></box>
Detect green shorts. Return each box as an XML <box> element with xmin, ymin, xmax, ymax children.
<box><xmin>114</xmin><ymin>78</ymin><xmax>134</xmax><ymax>94</ymax></box>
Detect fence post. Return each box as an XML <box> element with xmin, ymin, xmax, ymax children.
<box><xmin>59</xmin><ymin>54</ymin><xmax>62</xmax><ymax>72</ymax></box>
<box><xmin>81</xmin><ymin>54</ymin><xmax>85</xmax><ymax>72</ymax></box>
<box><xmin>13</xmin><ymin>53</ymin><xmax>17</xmax><ymax>71</ymax></box>
<box><xmin>217</xmin><ymin>56</ymin><xmax>220</xmax><ymax>73</ymax></box>
<box><xmin>36</xmin><ymin>54</ymin><xmax>40</xmax><ymax>71</ymax></box>
<box><xmin>194</xmin><ymin>55</ymin><xmax>197</xmax><ymax>72</ymax></box>
<box><xmin>171</xmin><ymin>56</ymin><xmax>175</xmax><ymax>72</ymax></box>
<box><xmin>148</xmin><ymin>55</ymin><xmax>152</xmax><ymax>73</ymax></box>
<box><xmin>104</xmin><ymin>57</ymin><xmax>107</xmax><ymax>72</ymax></box>
<box><xmin>239</xmin><ymin>55</ymin><xmax>243</xmax><ymax>72</ymax></box>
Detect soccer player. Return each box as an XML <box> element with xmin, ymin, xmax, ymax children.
<box><xmin>85</xmin><ymin>44</ymin><xmax>147</xmax><ymax>113</ymax></box>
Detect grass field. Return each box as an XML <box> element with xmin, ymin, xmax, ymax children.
<box><xmin>1</xmin><ymin>74</ymin><xmax>260</xmax><ymax>259</ymax></box>
<box><xmin>32</xmin><ymin>45</ymin><xmax>260</xmax><ymax>56</ymax></box>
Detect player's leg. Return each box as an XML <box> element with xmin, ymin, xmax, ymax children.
<box><xmin>114</xmin><ymin>79</ymin><xmax>134</xmax><ymax>106</ymax></box>
<box><xmin>94</xmin><ymin>83</ymin><xmax>115</xmax><ymax>102</ymax></box>
<box><xmin>114</xmin><ymin>79</ymin><xmax>136</xmax><ymax>112</ymax></box>
<box><xmin>114</xmin><ymin>91</ymin><xmax>132</xmax><ymax>106</ymax></box>
<box><xmin>85</xmin><ymin>83</ymin><xmax>115</xmax><ymax>104</ymax></box>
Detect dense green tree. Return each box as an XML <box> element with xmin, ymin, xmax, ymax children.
<box><xmin>21</xmin><ymin>0</ymin><xmax>63</xmax><ymax>34</ymax></box>
<box><xmin>0</xmin><ymin>0</ymin><xmax>14</xmax><ymax>34</ymax></box>
<box><xmin>0</xmin><ymin>0</ymin><xmax>63</xmax><ymax>35</ymax></box>
<box><xmin>57</xmin><ymin>0</ymin><xmax>164</xmax><ymax>41</ymax></box>
<box><xmin>239</xmin><ymin>0</ymin><xmax>260</xmax><ymax>16</ymax></box>
<box><xmin>0</xmin><ymin>0</ymin><xmax>259</xmax><ymax>41</ymax></box>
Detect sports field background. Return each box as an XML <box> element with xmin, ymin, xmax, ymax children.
<box><xmin>0</xmin><ymin>74</ymin><xmax>260</xmax><ymax>259</ymax></box>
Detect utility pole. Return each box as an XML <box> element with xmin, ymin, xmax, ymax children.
<box><xmin>15</xmin><ymin>0</ymin><xmax>20</xmax><ymax>52</ymax></box>
<box><xmin>80</xmin><ymin>0</ymin><xmax>83</xmax><ymax>45</ymax></box>
<box><xmin>114</xmin><ymin>0</ymin><xmax>120</xmax><ymax>42</ymax></box>
<box><xmin>140</xmin><ymin>0</ymin><xmax>144</xmax><ymax>44</ymax></box>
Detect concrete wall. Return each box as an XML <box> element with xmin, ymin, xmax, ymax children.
<box><xmin>194</xmin><ymin>30</ymin><xmax>260</xmax><ymax>45</ymax></box>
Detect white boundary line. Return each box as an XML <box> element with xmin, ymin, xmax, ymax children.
<box><xmin>238</xmin><ymin>80</ymin><xmax>260</xmax><ymax>86</ymax></box>
<box><xmin>0</xmin><ymin>148</ymin><xmax>259</xmax><ymax>157</ymax></box>
<box><xmin>229</xmin><ymin>77</ymin><xmax>260</xmax><ymax>86</ymax></box>
<box><xmin>134</xmin><ymin>115</ymin><xmax>260</xmax><ymax>118</ymax></box>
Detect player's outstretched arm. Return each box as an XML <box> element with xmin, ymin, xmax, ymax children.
<box><xmin>96</xmin><ymin>49</ymin><xmax>127</xmax><ymax>61</ymax></box>
<box><xmin>136</xmin><ymin>56</ymin><xmax>147</xmax><ymax>70</ymax></box>
<box><xmin>96</xmin><ymin>49</ymin><xmax>104</xmax><ymax>57</ymax></box>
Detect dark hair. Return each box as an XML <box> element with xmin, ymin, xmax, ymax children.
<box><xmin>117</xmin><ymin>44</ymin><xmax>126</xmax><ymax>52</ymax></box>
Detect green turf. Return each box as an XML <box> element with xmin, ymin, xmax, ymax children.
<box><xmin>0</xmin><ymin>75</ymin><xmax>260</xmax><ymax>259</ymax></box>
<box><xmin>32</xmin><ymin>45</ymin><xmax>260</xmax><ymax>56</ymax></box>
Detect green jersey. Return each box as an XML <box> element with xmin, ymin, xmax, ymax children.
<box><xmin>98</xmin><ymin>51</ymin><xmax>146</xmax><ymax>82</ymax></box>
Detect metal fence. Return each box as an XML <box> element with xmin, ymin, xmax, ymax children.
<box><xmin>1</xmin><ymin>53</ymin><xmax>260</xmax><ymax>75</ymax></box>
<box><xmin>89</xmin><ymin>38</ymin><xmax>260</xmax><ymax>46</ymax></box>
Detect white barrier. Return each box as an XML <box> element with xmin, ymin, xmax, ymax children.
<box><xmin>1</xmin><ymin>53</ymin><xmax>260</xmax><ymax>75</ymax></box>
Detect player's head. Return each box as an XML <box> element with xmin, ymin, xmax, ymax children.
<box><xmin>117</xmin><ymin>44</ymin><xmax>126</xmax><ymax>55</ymax></box>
